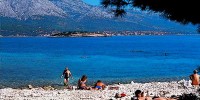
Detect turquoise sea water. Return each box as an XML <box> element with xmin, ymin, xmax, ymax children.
<box><xmin>0</xmin><ymin>35</ymin><xmax>200</xmax><ymax>88</ymax></box>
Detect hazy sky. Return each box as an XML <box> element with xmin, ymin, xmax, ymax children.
<box><xmin>82</xmin><ymin>0</ymin><xmax>101</xmax><ymax>5</ymax></box>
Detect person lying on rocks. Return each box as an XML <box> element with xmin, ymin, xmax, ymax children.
<box><xmin>94</xmin><ymin>80</ymin><xmax>106</xmax><ymax>90</ymax></box>
<box><xmin>132</xmin><ymin>90</ymin><xmax>152</xmax><ymax>100</ymax></box>
<box><xmin>152</xmin><ymin>96</ymin><xmax>177</xmax><ymax>100</ymax></box>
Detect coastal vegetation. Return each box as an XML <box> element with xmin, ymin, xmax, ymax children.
<box><xmin>1</xmin><ymin>31</ymin><xmax>184</xmax><ymax>37</ymax></box>
<box><xmin>49</xmin><ymin>31</ymin><xmax>111</xmax><ymax>37</ymax></box>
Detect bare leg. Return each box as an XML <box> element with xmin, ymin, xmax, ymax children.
<box><xmin>64</xmin><ymin>79</ymin><xmax>67</xmax><ymax>86</ymax></box>
<box><xmin>64</xmin><ymin>78</ymin><xmax>69</xmax><ymax>86</ymax></box>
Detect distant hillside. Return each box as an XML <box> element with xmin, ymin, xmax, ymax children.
<box><xmin>0</xmin><ymin>0</ymin><xmax>197</xmax><ymax>36</ymax></box>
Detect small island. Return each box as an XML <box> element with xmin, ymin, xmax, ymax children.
<box><xmin>48</xmin><ymin>31</ymin><xmax>112</xmax><ymax>37</ymax></box>
<box><xmin>40</xmin><ymin>31</ymin><xmax>174</xmax><ymax>38</ymax></box>
<box><xmin>1</xmin><ymin>30</ymin><xmax>195</xmax><ymax>37</ymax></box>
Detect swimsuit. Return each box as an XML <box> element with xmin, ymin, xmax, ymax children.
<box><xmin>95</xmin><ymin>86</ymin><xmax>102</xmax><ymax>89</ymax></box>
<box><xmin>64</xmin><ymin>76</ymin><xmax>69</xmax><ymax>79</ymax></box>
<box><xmin>79</xmin><ymin>86</ymin><xmax>85</xmax><ymax>90</ymax></box>
<box><xmin>63</xmin><ymin>70</ymin><xmax>70</xmax><ymax>79</ymax></box>
<box><xmin>78</xmin><ymin>80</ymin><xmax>86</xmax><ymax>90</ymax></box>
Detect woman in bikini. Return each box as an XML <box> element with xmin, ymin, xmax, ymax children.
<box><xmin>77</xmin><ymin>75</ymin><xmax>91</xmax><ymax>90</ymax></box>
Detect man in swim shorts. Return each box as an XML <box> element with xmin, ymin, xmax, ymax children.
<box><xmin>61</xmin><ymin>67</ymin><xmax>72</xmax><ymax>86</ymax></box>
<box><xmin>94</xmin><ymin>80</ymin><xmax>106</xmax><ymax>90</ymax></box>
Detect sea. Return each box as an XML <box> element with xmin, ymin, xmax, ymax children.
<box><xmin>0</xmin><ymin>35</ymin><xmax>200</xmax><ymax>88</ymax></box>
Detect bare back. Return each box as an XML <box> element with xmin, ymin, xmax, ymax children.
<box><xmin>190</xmin><ymin>74</ymin><xmax>199</xmax><ymax>85</ymax></box>
<box><xmin>96</xmin><ymin>82</ymin><xmax>104</xmax><ymax>87</ymax></box>
<box><xmin>63</xmin><ymin>70</ymin><xmax>71</xmax><ymax>78</ymax></box>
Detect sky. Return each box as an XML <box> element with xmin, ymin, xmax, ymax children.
<box><xmin>82</xmin><ymin>0</ymin><xmax>101</xmax><ymax>5</ymax></box>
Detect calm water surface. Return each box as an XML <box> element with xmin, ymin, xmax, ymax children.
<box><xmin>0</xmin><ymin>35</ymin><xmax>200</xmax><ymax>88</ymax></box>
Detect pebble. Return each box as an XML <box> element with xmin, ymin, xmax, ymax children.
<box><xmin>0</xmin><ymin>80</ymin><xmax>197</xmax><ymax>100</ymax></box>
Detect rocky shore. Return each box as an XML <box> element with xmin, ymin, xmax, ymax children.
<box><xmin>0</xmin><ymin>80</ymin><xmax>198</xmax><ymax>100</ymax></box>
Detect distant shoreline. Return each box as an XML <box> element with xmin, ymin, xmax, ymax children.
<box><xmin>1</xmin><ymin>34</ymin><xmax>200</xmax><ymax>38</ymax></box>
<box><xmin>0</xmin><ymin>77</ymin><xmax>189</xmax><ymax>89</ymax></box>
<box><xmin>1</xmin><ymin>30</ymin><xmax>199</xmax><ymax>37</ymax></box>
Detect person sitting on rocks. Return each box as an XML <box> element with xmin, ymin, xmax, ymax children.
<box><xmin>189</xmin><ymin>70</ymin><xmax>200</xmax><ymax>88</ymax></box>
<box><xmin>77</xmin><ymin>75</ymin><xmax>91</xmax><ymax>90</ymax></box>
